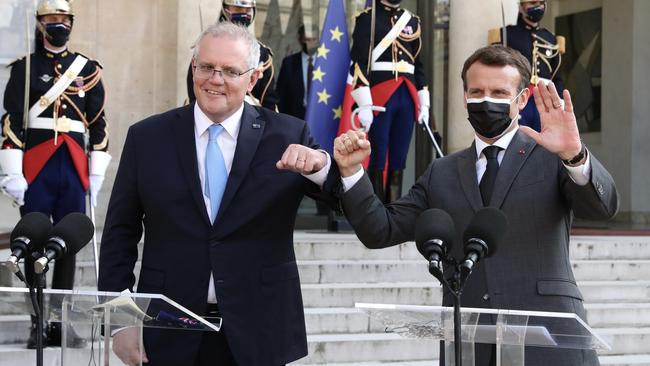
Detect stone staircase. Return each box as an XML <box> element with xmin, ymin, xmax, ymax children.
<box><xmin>1</xmin><ymin>233</ymin><xmax>650</xmax><ymax>365</ymax></box>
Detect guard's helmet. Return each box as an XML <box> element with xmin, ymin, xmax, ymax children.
<box><xmin>221</xmin><ymin>0</ymin><xmax>256</xmax><ymax>27</ymax></box>
<box><xmin>36</xmin><ymin>0</ymin><xmax>74</xmax><ymax>19</ymax></box>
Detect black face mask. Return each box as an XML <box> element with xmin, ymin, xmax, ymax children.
<box><xmin>466</xmin><ymin>90</ymin><xmax>523</xmax><ymax>139</ymax></box>
<box><xmin>229</xmin><ymin>12</ymin><xmax>253</xmax><ymax>27</ymax></box>
<box><xmin>525</xmin><ymin>6</ymin><xmax>545</xmax><ymax>23</ymax></box>
<box><xmin>43</xmin><ymin>23</ymin><xmax>71</xmax><ymax>47</ymax></box>
<box><xmin>385</xmin><ymin>0</ymin><xmax>402</xmax><ymax>5</ymax></box>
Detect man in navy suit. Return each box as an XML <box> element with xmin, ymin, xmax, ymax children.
<box><xmin>276</xmin><ymin>25</ymin><xmax>319</xmax><ymax>119</ymax></box>
<box><xmin>98</xmin><ymin>22</ymin><xmax>338</xmax><ymax>366</ymax></box>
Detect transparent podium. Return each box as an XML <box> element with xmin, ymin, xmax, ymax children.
<box><xmin>356</xmin><ymin>303</ymin><xmax>610</xmax><ymax>366</ymax></box>
<box><xmin>0</xmin><ymin>286</ymin><xmax>221</xmax><ymax>365</ymax></box>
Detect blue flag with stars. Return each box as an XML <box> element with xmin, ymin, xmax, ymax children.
<box><xmin>304</xmin><ymin>0</ymin><xmax>350</xmax><ymax>154</ymax></box>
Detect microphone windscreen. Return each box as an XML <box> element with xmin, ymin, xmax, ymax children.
<box><xmin>415</xmin><ymin>208</ymin><xmax>455</xmax><ymax>257</ymax></box>
<box><xmin>463</xmin><ymin>207</ymin><xmax>507</xmax><ymax>257</ymax></box>
<box><xmin>50</xmin><ymin>213</ymin><xmax>95</xmax><ymax>255</ymax></box>
<box><xmin>10</xmin><ymin>212</ymin><xmax>52</xmax><ymax>250</ymax></box>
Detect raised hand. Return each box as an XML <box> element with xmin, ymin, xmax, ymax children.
<box><xmin>333</xmin><ymin>130</ymin><xmax>371</xmax><ymax>177</ymax></box>
<box><xmin>519</xmin><ymin>81</ymin><xmax>583</xmax><ymax>161</ymax></box>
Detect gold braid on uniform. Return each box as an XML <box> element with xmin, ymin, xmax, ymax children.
<box><xmin>352</xmin><ymin>63</ymin><xmax>370</xmax><ymax>87</ymax></box>
<box><xmin>2</xmin><ymin>115</ymin><xmax>23</xmax><ymax>148</ymax></box>
<box><xmin>389</xmin><ymin>14</ymin><xmax>422</xmax><ymax>78</ymax></box>
<box><xmin>93</xmin><ymin>121</ymin><xmax>109</xmax><ymax>151</ymax></box>
<box><xmin>258</xmin><ymin>56</ymin><xmax>274</xmax><ymax>106</ymax></box>
<box><xmin>531</xmin><ymin>33</ymin><xmax>562</xmax><ymax>81</ymax></box>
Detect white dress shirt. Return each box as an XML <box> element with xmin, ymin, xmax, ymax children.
<box><xmin>301</xmin><ymin>52</ymin><xmax>312</xmax><ymax>107</ymax></box>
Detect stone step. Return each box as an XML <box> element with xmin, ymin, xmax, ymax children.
<box><xmin>292</xmin><ymin>356</ymin><xmax>650</xmax><ymax>366</ymax></box>
<box><xmin>599</xmin><ymin>354</ymin><xmax>650</xmax><ymax>365</ymax></box>
<box><xmin>298</xmin><ymin>333</ymin><xmax>437</xmax><ymax>364</ymax></box>
<box><xmin>300</xmin><ymin>281</ymin><xmax>650</xmax><ymax>308</ymax></box>
<box><xmin>0</xmin><ymin>343</ymin><xmax>648</xmax><ymax>366</ymax></box>
<box><xmin>71</xmin><ymin>233</ymin><xmax>650</xmax><ymax>262</ymax></box>
<box><xmin>17</xmin><ymin>257</ymin><xmax>649</xmax><ymax>290</ymax></box>
<box><xmin>292</xmin><ymin>327</ymin><xmax>650</xmax><ymax>364</ymax></box>
<box><xmin>596</xmin><ymin>327</ymin><xmax>650</xmax><ymax>355</ymax></box>
<box><xmin>0</xmin><ymin>343</ymin><xmax>121</xmax><ymax>366</ymax></box>
<box><xmin>585</xmin><ymin>303</ymin><xmax>650</xmax><ymax>328</ymax></box>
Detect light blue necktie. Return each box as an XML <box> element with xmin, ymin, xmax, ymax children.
<box><xmin>205</xmin><ymin>124</ymin><xmax>227</xmax><ymax>221</ymax></box>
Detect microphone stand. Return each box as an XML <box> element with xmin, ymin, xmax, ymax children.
<box><xmin>35</xmin><ymin>270</ymin><xmax>45</xmax><ymax>366</ymax></box>
<box><xmin>430</xmin><ymin>257</ymin><xmax>468</xmax><ymax>366</ymax></box>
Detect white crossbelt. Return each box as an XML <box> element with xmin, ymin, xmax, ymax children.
<box><xmin>29</xmin><ymin>117</ymin><xmax>86</xmax><ymax>133</ymax></box>
<box><xmin>371</xmin><ymin>61</ymin><xmax>414</xmax><ymax>74</ymax></box>
<box><xmin>371</xmin><ymin>10</ymin><xmax>412</xmax><ymax>63</ymax></box>
<box><xmin>28</xmin><ymin>55</ymin><xmax>88</xmax><ymax>122</ymax></box>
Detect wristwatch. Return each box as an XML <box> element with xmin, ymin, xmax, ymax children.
<box><xmin>562</xmin><ymin>143</ymin><xmax>586</xmax><ymax>166</ymax></box>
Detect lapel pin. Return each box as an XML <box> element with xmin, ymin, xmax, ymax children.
<box><xmin>252</xmin><ymin>123</ymin><xmax>261</xmax><ymax>129</ymax></box>
<box><xmin>518</xmin><ymin>149</ymin><xmax>526</xmax><ymax>155</ymax></box>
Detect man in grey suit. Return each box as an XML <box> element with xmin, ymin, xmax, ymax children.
<box><xmin>332</xmin><ymin>45</ymin><xmax>618</xmax><ymax>366</ymax></box>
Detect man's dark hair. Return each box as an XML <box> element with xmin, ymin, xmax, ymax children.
<box><xmin>461</xmin><ymin>45</ymin><xmax>532</xmax><ymax>92</ymax></box>
<box><xmin>298</xmin><ymin>24</ymin><xmax>318</xmax><ymax>39</ymax></box>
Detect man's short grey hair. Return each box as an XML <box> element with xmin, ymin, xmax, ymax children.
<box><xmin>192</xmin><ymin>22</ymin><xmax>260</xmax><ymax>70</ymax></box>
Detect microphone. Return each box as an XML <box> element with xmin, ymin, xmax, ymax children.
<box><xmin>460</xmin><ymin>207</ymin><xmax>507</xmax><ymax>284</ymax></box>
<box><xmin>415</xmin><ymin>209</ymin><xmax>455</xmax><ymax>283</ymax></box>
<box><xmin>4</xmin><ymin>212</ymin><xmax>52</xmax><ymax>274</ymax></box>
<box><xmin>34</xmin><ymin>213</ymin><xmax>94</xmax><ymax>274</ymax></box>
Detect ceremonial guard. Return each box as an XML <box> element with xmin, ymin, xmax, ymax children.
<box><xmin>489</xmin><ymin>0</ymin><xmax>565</xmax><ymax>131</ymax></box>
<box><xmin>186</xmin><ymin>0</ymin><xmax>279</xmax><ymax>110</ymax></box>
<box><xmin>0</xmin><ymin>0</ymin><xmax>110</xmax><ymax>348</ymax></box>
<box><xmin>349</xmin><ymin>0</ymin><xmax>428</xmax><ymax>203</ymax></box>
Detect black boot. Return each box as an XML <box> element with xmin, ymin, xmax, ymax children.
<box><xmin>385</xmin><ymin>170</ymin><xmax>403</xmax><ymax>203</ymax></box>
<box><xmin>367</xmin><ymin>169</ymin><xmax>385</xmax><ymax>203</ymax></box>
<box><xmin>26</xmin><ymin>315</ymin><xmax>49</xmax><ymax>349</ymax></box>
<box><xmin>48</xmin><ymin>322</ymin><xmax>87</xmax><ymax>348</ymax></box>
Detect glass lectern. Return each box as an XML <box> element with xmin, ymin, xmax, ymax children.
<box><xmin>0</xmin><ymin>286</ymin><xmax>221</xmax><ymax>365</ymax></box>
<box><xmin>356</xmin><ymin>303</ymin><xmax>610</xmax><ymax>366</ymax></box>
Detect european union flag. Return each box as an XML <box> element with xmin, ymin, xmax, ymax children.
<box><xmin>304</xmin><ymin>0</ymin><xmax>350</xmax><ymax>154</ymax></box>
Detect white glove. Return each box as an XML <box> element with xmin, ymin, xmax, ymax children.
<box><xmin>357</xmin><ymin>107</ymin><xmax>374</xmax><ymax>131</ymax></box>
<box><xmin>0</xmin><ymin>149</ymin><xmax>27</xmax><ymax>205</ymax></box>
<box><xmin>88</xmin><ymin>150</ymin><xmax>111</xmax><ymax>207</ymax></box>
<box><xmin>1</xmin><ymin>174</ymin><xmax>28</xmax><ymax>205</ymax></box>
<box><xmin>89</xmin><ymin>174</ymin><xmax>104</xmax><ymax>207</ymax></box>
<box><xmin>351</xmin><ymin>86</ymin><xmax>374</xmax><ymax>131</ymax></box>
<box><xmin>417</xmin><ymin>89</ymin><xmax>430</xmax><ymax>124</ymax></box>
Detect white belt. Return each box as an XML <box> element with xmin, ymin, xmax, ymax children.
<box><xmin>29</xmin><ymin>117</ymin><xmax>86</xmax><ymax>133</ymax></box>
<box><xmin>371</xmin><ymin>61</ymin><xmax>414</xmax><ymax>74</ymax></box>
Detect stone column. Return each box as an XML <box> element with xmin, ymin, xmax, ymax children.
<box><xmin>599</xmin><ymin>0</ymin><xmax>650</xmax><ymax>220</ymax></box>
<box><xmin>447</xmin><ymin>0</ymin><xmax>518</xmax><ymax>153</ymax></box>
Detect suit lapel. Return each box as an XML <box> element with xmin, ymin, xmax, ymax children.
<box><xmin>457</xmin><ymin>144</ymin><xmax>483</xmax><ymax>213</ymax></box>
<box><xmin>489</xmin><ymin>130</ymin><xmax>537</xmax><ymax>208</ymax></box>
<box><xmin>214</xmin><ymin>103</ymin><xmax>265</xmax><ymax>224</ymax></box>
<box><xmin>172</xmin><ymin>104</ymin><xmax>211</xmax><ymax>225</ymax></box>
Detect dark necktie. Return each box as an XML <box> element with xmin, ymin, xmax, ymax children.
<box><xmin>306</xmin><ymin>55</ymin><xmax>313</xmax><ymax>97</ymax></box>
<box><xmin>479</xmin><ymin>145</ymin><xmax>502</xmax><ymax>206</ymax></box>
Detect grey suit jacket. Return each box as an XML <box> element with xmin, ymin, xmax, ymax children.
<box><xmin>341</xmin><ymin>131</ymin><xmax>618</xmax><ymax>366</ymax></box>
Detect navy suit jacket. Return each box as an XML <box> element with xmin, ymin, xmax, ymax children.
<box><xmin>98</xmin><ymin>103</ymin><xmax>338</xmax><ymax>365</ymax></box>
<box><xmin>276</xmin><ymin>52</ymin><xmax>306</xmax><ymax>119</ymax></box>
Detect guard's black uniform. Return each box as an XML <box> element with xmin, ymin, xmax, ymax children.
<box><xmin>349</xmin><ymin>2</ymin><xmax>426</xmax><ymax>202</ymax></box>
<box><xmin>1</xmin><ymin>46</ymin><xmax>108</xmax><ymax>290</ymax></box>
<box><xmin>495</xmin><ymin>14</ymin><xmax>564</xmax><ymax>130</ymax></box>
<box><xmin>187</xmin><ymin>41</ymin><xmax>279</xmax><ymax>110</ymax></box>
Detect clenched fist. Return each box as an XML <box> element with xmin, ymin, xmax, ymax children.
<box><xmin>333</xmin><ymin>130</ymin><xmax>371</xmax><ymax>177</ymax></box>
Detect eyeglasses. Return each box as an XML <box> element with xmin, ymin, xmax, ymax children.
<box><xmin>193</xmin><ymin>64</ymin><xmax>254</xmax><ymax>81</ymax></box>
